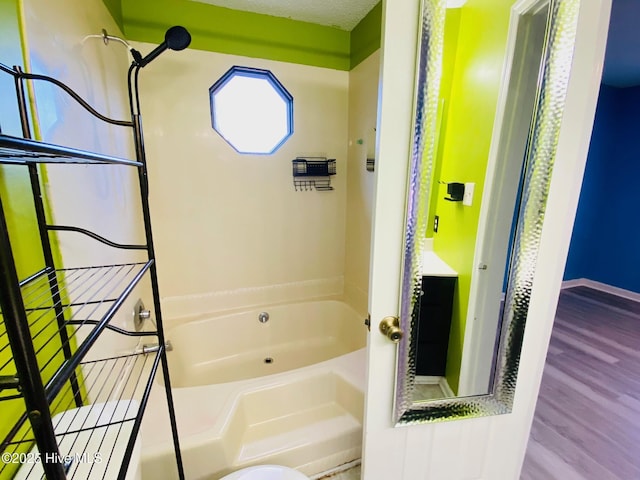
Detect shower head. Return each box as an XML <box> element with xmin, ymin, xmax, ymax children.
<box><xmin>133</xmin><ymin>26</ymin><xmax>191</xmax><ymax>68</ymax></box>
<box><xmin>164</xmin><ymin>26</ymin><xmax>191</xmax><ymax>51</ymax></box>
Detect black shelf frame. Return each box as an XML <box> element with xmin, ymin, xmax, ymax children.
<box><xmin>0</xmin><ymin>61</ymin><xmax>185</xmax><ymax>479</ymax></box>
<box><xmin>0</xmin><ymin>263</ymin><xmax>153</xmax><ymax>400</ymax></box>
<box><xmin>1</xmin><ymin>349</ymin><xmax>163</xmax><ymax>480</ymax></box>
<box><xmin>0</xmin><ymin>136</ymin><xmax>143</xmax><ymax>166</ymax></box>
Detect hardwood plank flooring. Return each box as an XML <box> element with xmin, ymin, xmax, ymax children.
<box><xmin>520</xmin><ymin>286</ymin><xmax>640</xmax><ymax>480</ymax></box>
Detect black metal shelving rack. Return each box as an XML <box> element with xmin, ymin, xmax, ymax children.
<box><xmin>0</xmin><ymin>62</ymin><xmax>185</xmax><ymax>479</ymax></box>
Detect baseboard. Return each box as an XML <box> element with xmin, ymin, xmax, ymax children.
<box><xmin>415</xmin><ymin>375</ymin><xmax>441</xmax><ymax>384</ymax></box>
<box><xmin>561</xmin><ymin>278</ymin><xmax>586</xmax><ymax>289</ymax></box>
<box><xmin>415</xmin><ymin>376</ymin><xmax>455</xmax><ymax>398</ymax></box>
<box><xmin>562</xmin><ymin>278</ymin><xmax>640</xmax><ymax>303</ymax></box>
<box><xmin>439</xmin><ymin>377</ymin><xmax>455</xmax><ymax>398</ymax></box>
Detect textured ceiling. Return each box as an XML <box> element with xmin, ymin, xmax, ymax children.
<box><xmin>602</xmin><ymin>0</ymin><xmax>640</xmax><ymax>88</ymax></box>
<box><xmin>191</xmin><ymin>0</ymin><xmax>380</xmax><ymax>30</ymax></box>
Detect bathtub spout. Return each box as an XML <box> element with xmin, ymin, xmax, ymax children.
<box><xmin>137</xmin><ymin>340</ymin><xmax>173</xmax><ymax>355</ymax></box>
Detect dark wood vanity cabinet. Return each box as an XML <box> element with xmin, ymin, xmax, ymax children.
<box><xmin>415</xmin><ymin>275</ymin><xmax>456</xmax><ymax>376</ymax></box>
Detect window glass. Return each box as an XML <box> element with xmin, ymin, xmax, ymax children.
<box><xmin>209</xmin><ymin>67</ymin><xmax>293</xmax><ymax>154</ymax></box>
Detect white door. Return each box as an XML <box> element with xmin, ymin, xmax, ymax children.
<box><xmin>361</xmin><ymin>0</ymin><xmax>611</xmax><ymax>479</ymax></box>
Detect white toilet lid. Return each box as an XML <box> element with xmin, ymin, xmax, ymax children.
<box><xmin>221</xmin><ymin>465</ymin><xmax>309</xmax><ymax>480</ymax></box>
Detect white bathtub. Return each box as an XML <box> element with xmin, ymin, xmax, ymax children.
<box><xmin>141</xmin><ymin>300</ymin><xmax>367</xmax><ymax>480</ymax></box>
<box><xmin>166</xmin><ymin>300</ymin><xmax>366</xmax><ymax>386</ymax></box>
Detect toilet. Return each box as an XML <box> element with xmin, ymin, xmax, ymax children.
<box><xmin>220</xmin><ymin>465</ymin><xmax>310</xmax><ymax>480</ymax></box>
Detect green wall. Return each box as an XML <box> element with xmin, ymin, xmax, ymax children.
<box><xmin>104</xmin><ymin>0</ymin><xmax>381</xmax><ymax>71</ymax></box>
<box><xmin>0</xmin><ymin>1</ymin><xmax>44</xmax><ymax>476</ymax></box>
<box><xmin>426</xmin><ymin>8</ymin><xmax>462</xmax><ymax>239</ymax></box>
<box><xmin>350</xmin><ymin>2</ymin><xmax>382</xmax><ymax>69</ymax></box>
<box><xmin>0</xmin><ymin>1</ymin><xmax>78</xmax><ymax>475</ymax></box>
<box><xmin>431</xmin><ymin>0</ymin><xmax>513</xmax><ymax>393</ymax></box>
<box><xmin>122</xmin><ymin>0</ymin><xmax>349</xmax><ymax>70</ymax></box>
<box><xmin>102</xmin><ymin>0</ymin><xmax>123</xmax><ymax>31</ymax></box>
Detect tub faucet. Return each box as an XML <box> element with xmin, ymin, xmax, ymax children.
<box><xmin>138</xmin><ymin>340</ymin><xmax>173</xmax><ymax>355</ymax></box>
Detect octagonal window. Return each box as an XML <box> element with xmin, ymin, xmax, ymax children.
<box><xmin>209</xmin><ymin>66</ymin><xmax>293</xmax><ymax>154</ymax></box>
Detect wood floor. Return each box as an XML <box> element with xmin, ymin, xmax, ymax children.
<box><xmin>520</xmin><ymin>286</ymin><xmax>640</xmax><ymax>480</ymax></box>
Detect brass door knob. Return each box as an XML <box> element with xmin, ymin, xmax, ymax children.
<box><xmin>379</xmin><ymin>316</ymin><xmax>403</xmax><ymax>343</ymax></box>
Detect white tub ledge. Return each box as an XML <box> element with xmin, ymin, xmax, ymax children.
<box><xmin>140</xmin><ymin>350</ymin><xmax>365</xmax><ymax>480</ymax></box>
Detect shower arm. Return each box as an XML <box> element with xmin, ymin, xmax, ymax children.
<box><xmin>86</xmin><ymin>26</ymin><xmax>192</xmax><ymax>117</ymax></box>
<box><xmin>81</xmin><ymin>29</ymin><xmax>145</xmax><ymax>157</ymax></box>
<box><xmin>126</xmin><ymin>25</ymin><xmax>192</xmax><ymax>114</ymax></box>
<box><xmin>83</xmin><ymin>29</ymin><xmax>141</xmax><ymax>60</ymax></box>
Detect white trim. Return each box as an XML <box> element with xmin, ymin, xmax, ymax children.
<box><xmin>446</xmin><ymin>0</ymin><xmax>467</xmax><ymax>8</ymax></box>
<box><xmin>414</xmin><ymin>375</ymin><xmax>441</xmax><ymax>384</ymax></box>
<box><xmin>438</xmin><ymin>377</ymin><xmax>455</xmax><ymax>398</ymax></box>
<box><xmin>414</xmin><ymin>376</ymin><xmax>455</xmax><ymax>398</ymax></box>
<box><xmin>560</xmin><ymin>278</ymin><xmax>586</xmax><ymax>289</ymax></box>
<box><xmin>561</xmin><ymin>278</ymin><xmax>640</xmax><ymax>303</ymax></box>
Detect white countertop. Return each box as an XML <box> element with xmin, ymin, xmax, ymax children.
<box><xmin>421</xmin><ymin>250</ymin><xmax>458</xmax><ymax>277</ymax></box>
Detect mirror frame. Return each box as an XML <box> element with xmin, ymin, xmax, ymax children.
<box><xmin>394</xmin><ymin>0</ymin><xmax>581</xmax><ymax>424</ymax></box>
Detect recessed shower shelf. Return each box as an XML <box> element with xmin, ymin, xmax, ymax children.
<box><xmin>292</xmin><ymin>157</ymin><xmax>336</xmax><ymax>191</ymax></box>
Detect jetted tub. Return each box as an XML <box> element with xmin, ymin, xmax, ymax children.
<box><xmin>165</xmin><ymin>300</ymin><xmax>366</xmax><ymax>387</ymax></box>
<box><xmin>142</xmin><ymin>300</ymin><xmax>367</xmax><ymax>479</ymax></box>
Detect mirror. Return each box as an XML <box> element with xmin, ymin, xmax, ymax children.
<box><xmin>395</xmin><ymin>0</ymin><xmax>582</xmax><ymax>423</ymax></box>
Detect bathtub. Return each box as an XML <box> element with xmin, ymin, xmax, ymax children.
<box><xmin>166</xmin><ymin>300</ymin><xmax>366</xmax><ymax>386</ymax></box>
<box><xmin>141</xmin><ymin>300</ymin><xmax>367</xmax><ymax>480</ymax></box>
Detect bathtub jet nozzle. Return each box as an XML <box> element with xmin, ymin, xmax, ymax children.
<box><xmin>258</xmin><ymin>312</ymin><xmax>270</xmax><ymax>323</ymax></box>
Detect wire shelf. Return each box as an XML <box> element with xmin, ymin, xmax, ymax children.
<box><xmin>0</xmin><ymin>262</ymin><xmax>154</xmax><ymax>402</ymax></box>
<box><xmin>0</xmin><ymin>135</ymin><xmax>142</xmax><ymax>167</ymax></box>
<box><xmin>1</xmin><ymin>349</ymin><xmax>161</xmax><ymax>480</ymax></box>
<box><xmin>0</xmin><ymin>59</ymin><xmax>185</xmax><ymax>480</ymax></box>
<box><xmin>291</xmin><ymin>157</ymin><xmax>336</xmax><ymax>192</ymax></box>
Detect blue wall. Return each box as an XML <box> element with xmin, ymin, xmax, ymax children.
<box><xmin>564</xmin><ymin>84</ymin><xmax>640</xmax><ymax>293</ymax></box>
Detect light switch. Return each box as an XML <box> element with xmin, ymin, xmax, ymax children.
<box><xmin>463</xmin><ymin>182</ymin><xmax>475</xmax><ymax>206</ymax></box>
